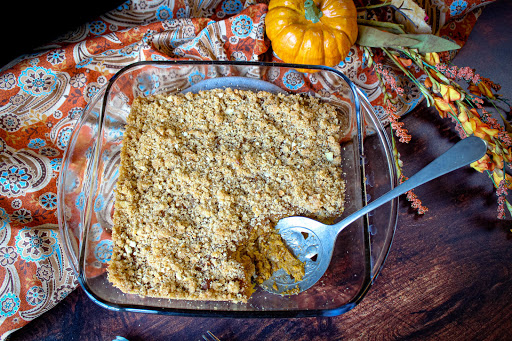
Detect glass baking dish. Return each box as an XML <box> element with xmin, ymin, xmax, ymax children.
<box><xmin>57</xmin><ymin>60</ymin><xmax>398</xmax><ymax>317</ymax></box>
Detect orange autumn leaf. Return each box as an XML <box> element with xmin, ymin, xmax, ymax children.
<box><xmin>470</xmin><ymin>154</ymin><xmax>494</xmax><ymax>173</ymax></box>
<box><xmin>395</xmin><ymin>56</ymin><xmax>412</xmax><ymax>68</ymax></box>
<box><xmin>469</xmin><ymin>108</ymin><xmax>481</xmax><ymax>119</ymax></box>
<box><xmin>478</xmin><ymin>81</ymin><xmax>495</xmax><ymax>99</ymax></box>
<box><xmin>461</xmin><ymin>120</ymin><xmax>474</xmax><ymax>134</ymax></box>
<box><xmin>468</xmin><ymin>84</ymin><xmax>482</xmax><ymax>97</ymax></box>
<box><xmin>462</xmin><ymin>117</ymin><xmax>499</xmax><ymax>142</ymax></box>
<box><xmin>462</xmin><ymin>116</ymin><xmax>499</xmax><ymax>142</ymax></box>
<box><xmin>492</xmin><ymin>169</ymin><xmax>512</xmax><ymax>189</ymax></box>
<box><xmin>440</xmin><ymin>84</ymin><xmax>461</xmax><ymax>102</ymax></box>
<box><xmin>457</xmin><ymin>105</ymin><xmax>471</xmax><ymax>123</ymax></box>
<box><xmin>468</xmin><ymin>80</ymin><xmax>496</xmax><ymax>100</ymax></box>
<box><xmin>427</xmin><ymin>69</ymin><xmax>442</xmax><ymax>83</ymax></box>
<box><xmin>502</xmin><ymin>147</ymin><xmax>512</xmax><ymax>163</ymax></box>
<box><xmin>473</xmin><ymin>120</ymin><xmax>499</xmax><ymax>140</ymax></box>
<box><xmin>433</xmin><ymin>96</ymin><xmax>456</xmax><ymax>118</ymax></box>
<box><xmin>424</xmin><ymin>52</ymin><xmax>440</xmax><ymax>66</ymax></box>
<box><xmin>493</xmin><ymin>152</ymin><xmax>504</xmax><ymax>170</ymax></box>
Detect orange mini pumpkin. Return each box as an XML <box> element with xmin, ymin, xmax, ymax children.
<box><xmin>265</xmin><ymin>0</ymin><xmax>358</xmax><ymax>68</ymax></box>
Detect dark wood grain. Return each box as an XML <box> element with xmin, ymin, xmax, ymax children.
<box><xmin>9</xmin><ymin>1</ymin><xmax>512</xmax><ymax>340</ymax></box>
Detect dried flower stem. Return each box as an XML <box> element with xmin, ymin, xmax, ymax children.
<box><xmin>381</xmin><ymin>46</ymin><xmax>512</xmax><ymax>219</ymax></box>
<box><xmin>367</xmin><ymin>48</ymin><xmax>428</xmax><ymax>214</ymax></box>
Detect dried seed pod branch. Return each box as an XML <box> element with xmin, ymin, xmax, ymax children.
<box><xmin>376</xmin><ymin>45</ymin><xmax>512</xmax><ymax>219</ymax></box>
<box><xmin>364</xmin><ymin>46</ymin><xmax>427</xmax><ymax>214</ymax></box>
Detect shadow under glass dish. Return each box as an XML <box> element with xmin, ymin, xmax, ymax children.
<box><xmin>57</xmin><ymin>61</ymin><xmax>398</xmax><ymax>317</ymax></box>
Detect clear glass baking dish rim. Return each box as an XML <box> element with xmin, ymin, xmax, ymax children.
<box><xmin>57</xmin><ymin>60</ymin><xmax>399</xmax><ymax>317</ymax></box>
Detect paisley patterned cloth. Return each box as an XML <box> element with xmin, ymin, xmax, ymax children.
<box><xmin>0</xmin><ymin>0</ymin><xmax>495</xmax><ymax>338</ymax></box>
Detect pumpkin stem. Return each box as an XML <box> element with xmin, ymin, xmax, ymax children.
<box><xmin>304</xmin><ymin>0</ymin><xmax>323</xmax><ymax>23</ymax></box>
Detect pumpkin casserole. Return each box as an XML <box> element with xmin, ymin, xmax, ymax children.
<box><xmin>107</xmin><ymin>88</ymin><xmax>347</xmax><ymax>302</ymax></box>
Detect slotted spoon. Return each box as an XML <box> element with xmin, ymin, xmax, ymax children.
<box><xmin>261</xmin><ymin>136</ymin><xmax>487</xmax><ymax>295</ymax></box>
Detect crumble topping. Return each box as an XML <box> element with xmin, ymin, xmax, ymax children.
<box><xmin>107</xmin><ymin>88</ymin><xmax>347</xmax><ymax>302</ymax></box>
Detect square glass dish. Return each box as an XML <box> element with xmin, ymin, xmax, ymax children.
<box><xmin>58</xmin><ymin>61</ymin><xmax>398</xmax><ymax>317</ymax></box>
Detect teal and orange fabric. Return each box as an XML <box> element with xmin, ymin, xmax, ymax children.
<box><xmin>0</xmin><ymin>0</ymin><xmax>495</xmax><ymax>338</ymax></box>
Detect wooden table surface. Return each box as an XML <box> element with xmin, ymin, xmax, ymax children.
<box><xmin>10</xmin><ymin>1</ymin><xmax>512</xmax><ymax>340</ymax></box>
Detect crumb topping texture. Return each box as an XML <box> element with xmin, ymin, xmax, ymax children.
<box><xmin>108</xmin><ymin>88</ymin><xmax>347</xmax><ymax>302</ymax></box>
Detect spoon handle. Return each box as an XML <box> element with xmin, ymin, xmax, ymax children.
<box><xmin>333</xmin><ymin>136</ymin><xmax>488</xmax><ymax>235</ymax></box>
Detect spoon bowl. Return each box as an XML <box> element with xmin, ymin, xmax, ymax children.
<box><xmin>261</xmin><ymin>136</ymin><xmax>488</xmax><ymax>295</ymax></box>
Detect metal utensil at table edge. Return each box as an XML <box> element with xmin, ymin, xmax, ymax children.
<box><xmin>261</xmin><ymin>136</ymin><xmax>488</xmax><ymax>295</ymax></box>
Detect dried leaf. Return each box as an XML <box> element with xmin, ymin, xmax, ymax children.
<box><xmin>390</xmin><ymin>0</ymin><xmax>432</xmax><ymax>34</ymax></box>
<box><xmin>498</xmin><ymin>110</ymin><xmax>512</xmax><ymax>135</ymax></box>
<box><xmin>505</xmin><ymin>200</ymin><xmax>512</xmax><ymax>216</ymax></box>
<box><xmin>402</xmin><ymin>34</ymin><xmax>461</xmax><ymax>53</ymax></box>
<box><xmin>357</xmin><ymin>25</ymin><xmax>420</xmax><ymax>47</ymax></box>
<box><xmin>357</xmin><ymin>19</ymin><xmax>406</xmax><ymax>34</ymax></box>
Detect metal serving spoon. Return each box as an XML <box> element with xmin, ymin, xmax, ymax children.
<box><xmin>261</xmin><ymin>136</ymin><xmax>487</xmax><ymax>295</ymax></box>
